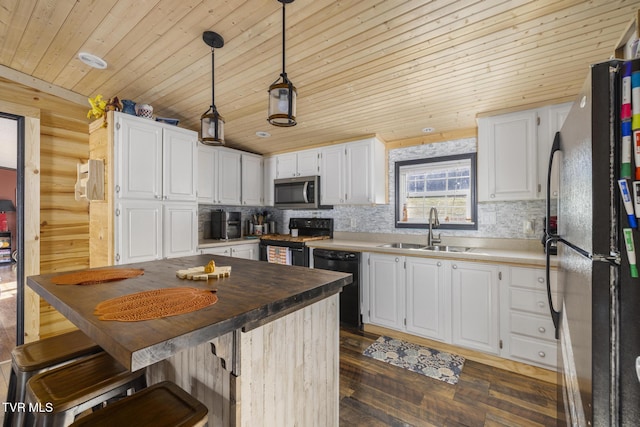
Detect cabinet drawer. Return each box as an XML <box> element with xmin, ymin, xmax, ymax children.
<box><xmin>510</xmin><ymin>288</ymin><xmax>557</xmax><ymax>315</ymax></box>
<box><xmin>510</xmin><ymin>266</ymin><xmax>557</xmax><ymax>292</ymax></box>
<box><xmin>509</xmin><ymin>311</ymin><xmax>555</xmax><ymax>341</ymax></box>
<box><xmin>509</xmin><ymin>335</ymin><xmax>557</xmax><ymax>369</ymax></box>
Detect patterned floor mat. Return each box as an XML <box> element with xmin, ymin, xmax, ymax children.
<box><xmin>363</xmin><ymin>336</ymin><xmax>465</xmax><ymax>385</ymax></box>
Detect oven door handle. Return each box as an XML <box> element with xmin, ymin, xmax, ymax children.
<box><xmin>302</xmin><ymin>182</ymin><xmax>309</xmax><ymax>203</ymax></box>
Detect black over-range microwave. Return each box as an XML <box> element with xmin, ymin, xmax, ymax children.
<box><xmin>273</xmin><ymin>175</ymin><xmax>332</xmax><ymax>210</ymax></box>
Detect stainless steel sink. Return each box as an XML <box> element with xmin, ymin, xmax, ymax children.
<box><xmin>420</xmin><ymin>245</ymin><xmax>472</xmax><ymax>252</ymax></box>
<box><xmin>377</xmin><ymin>242</ymin><xmax>426</xmax><ymax>249</ymax></box>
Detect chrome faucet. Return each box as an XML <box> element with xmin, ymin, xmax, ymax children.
<box><xmin>428</xmin><ymin>207</ymin><xmax>441</xmax><ymax>246</ymax></box>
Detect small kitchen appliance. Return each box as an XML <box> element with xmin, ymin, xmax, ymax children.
<box><xmin>273</xmin><ymin>176</ymin><xmax>331</xmax><ymax>210</ymax></box>
<box><xmin>210</xmin><ymin>210</ymin><xmax>241</xmax><ymax>240</ymax></box>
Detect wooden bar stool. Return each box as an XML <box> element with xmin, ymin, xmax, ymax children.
<box><xmin>68</xmin><ymin>381</ymin><xmax>208</xmax><ymax>427</ymax></box>
<box><xmin>4</xmin><ymin>330</ymin><xmax>102</xmax><ymax>427</ymax></box>
<box><xmin>23</xmin><ymin>352</ymin><xmax>147</xmax><ymax>427</ymax></box>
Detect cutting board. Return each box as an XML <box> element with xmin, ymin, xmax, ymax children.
<box><xmin>176</xmin><ymin>266</ymin><xmax>231</xmax><ymax>281</ymax></box>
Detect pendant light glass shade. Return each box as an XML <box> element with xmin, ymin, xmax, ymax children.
<box><xmin>200</xmin><ymin>106</ymin><xmax>224</xmax><ymax>144</ymax></box>
<box><xmin>268</xmin><ymin>0</ymin><xmax>297</xmax><ymax>127</ymax></box>
<box><xmin>268</xmin><ymin>78</ymin><xmax>297</xmax><ymax>127</ymax></box>
<box><xmin>200</xmin><ymin>31</ymin><xmax>225</xmax><ymax>145</ymax></box>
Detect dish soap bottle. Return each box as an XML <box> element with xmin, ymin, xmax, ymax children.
<box><xmin>402</xmin><ymin>204</ymin><xmax>408</xmax><ymax>222</ymax></box>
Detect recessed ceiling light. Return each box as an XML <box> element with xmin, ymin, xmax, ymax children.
<box><xmin>256</xmin><ymin>131</ymin><xmax>271</xmax><ymax>138</ymax></box>
<box><xmin>78</xmin><ymin>52</ymin><xmax>107</xmax><ymax>69</ymax></box>
<box><xmin>422</xmin><ymin>127</ymin><xmax>435</xmax><ymax>133</ymax></box>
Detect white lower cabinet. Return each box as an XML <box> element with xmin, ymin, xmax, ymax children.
<box><xmin>500</xmin><ymin>266</ymin><xmax>559</xmax><ymax>369</ymax></box>
<box><xmin>451</xmin><ymin>261</ymin><xmax>500</xmax><ymax>354</ymax></box>
<box><xmin>200</xmin><ymin>243</ymin><xmax>259</xmax><ymax>260</ymax></box>
<box><xmin>115</xmin><ymin>201</ymin><xmax>197</xmax><ymax>264</ymax></box>
<box><xmin>364</xmin><ymin>253</ymin><xmax>557</xmax><ymax>370</ymax></box>
<box><xmin>368</xmin><ymin>253</ymin><xmax>404</xmax><ymax>329</ymax></box>
<box><xmin>405</xmin><ymin>257</ymin><xmax>451</xmax><ymax>343</ymax></box>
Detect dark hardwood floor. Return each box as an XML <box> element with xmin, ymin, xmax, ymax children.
<box><xmin>339</xmin><ymin>327</ymin><xmax>560</xmax><ymax>427</ymax></box>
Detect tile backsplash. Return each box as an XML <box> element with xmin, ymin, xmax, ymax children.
<box><xmin>199</xmin><ymin>137</ymin><xmax>550</xmax><ymax>241</ymax></box>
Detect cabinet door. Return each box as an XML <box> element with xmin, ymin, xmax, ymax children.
<box><xmin>163</xmin><ymin>203</ymin><xmax>197</xmax><ymax>259</ymax></box>
<box><xmin>451</xmin><ymin>261</ymin><xmax>500</xmax><ymax>354</ymax></box>
<box><xmin>116</xmin><ymin>115</ymin><xmax>163</xmax><ymax>200</ymax></box>
<box><xmin>320</xmin><ymin>145</ymin><xmax>345</xmax><ymax>205</ymax></box>
<box><xmin>368</xmin><ymin>253</ymin><xmax>404</xmax><ymax>330</ymax></box>
<box><xmin>115</xmin><ymin>201</ymin><xmax>162</xmax><ymax>264</ymax></box>
<box><xmin>241</xmin><ymin>153</ymin><xmax>263</xmax><ymax>206</ymax></box>
<box><xmin>197</xmin><ymin>146</ymin><xmax>216</xmax><ymax>204</ymax></box>
<box><xmin>539</xmin><ymin>103</ymin><xmax>572</xmax><ymax>199</ymax></box>
<box><xmin>275</xmin><ymin>152</ymin><xmax>297</xmax><ymax>178</ymax></box>
<box><xmin>405</xmin><ymin>257</ymin><xmax>451</xmax><ymax>342</ymax></box>
<box><xmin>217</xmin><ymin>148</ymin><xmax>241</xmax><ymax>205</ymax></box>
<box><xmin>163</xmin><ymin>128</ymin><xmax>197</xmax><ymax>201</ymax></box>
<box><xmin>296</xmin><ymin>149</ymin><xmax>319</xmax><ymax>176</ymax></box>
<box><xmin>345</xmin><ymin>140</ymin><xmax>372</xmax><ymax>204</ymax></box>
<box><xmin>478</xmin><ymin>110</ymin><xmax>537</xmax><ymax>201</ymax></box>
<box><xmin>263</xmin><ymin>156</ymin><xmax>276</xmax><ymax>206</ymax></box>
<box><xmin>231</xmin><ymin>244</ymin><xmax>258</xmax><ymax>260</ymax></box>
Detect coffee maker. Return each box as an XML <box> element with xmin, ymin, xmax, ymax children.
<box><xmin>210</xmin><ymin>210</ymin><xmax>242</xmax><ymax>240</ymax></box>
<box><xmin>541</xmin><ymin>216</ymin><xmax>557</xmax><ymax>254</ymax></box>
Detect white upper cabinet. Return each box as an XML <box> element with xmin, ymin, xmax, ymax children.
<box><xmin>263</xmin><ymin>156</ymin><xmax>276</xmax><ymax>206</ymax></box>
<box><xmin>478</xmin><ymin>110</ymin><xmax>538</xmax><ymax>201</ymax></box>
<box><xmin>115</xmin><ymin>113</ymin><xmax>197</xmax><ymax>202</ymax></box>
<box><xmin>275</xmin><ymin>149</ymin><xmax>319</xmax><ymax>178</ymax></box>
<box><xmin>320</xmin><ymin>137</ymin><xmax>386</xmax><ymax>205</ymax></box>
<box><xmin>163</xmin><ymin>127</ymin><xmax>198</xmax><ymax>201</ymax></box>
<box><xmin>319</xmin><ymin>145</ymin><xmax>345</xmax><ymax>205</ymax></box>
<box><xmin>241</xmin><ymin>152</ymin><xmax>264</xmax><ymax>206</ymax></box>
<box><xmin>478</xmin><ymin>102</ymin><xmax>573</xmax><ymax>202</ymax></box>
<box><xmin>217</xmin><ymin>148</ymin><xmax>242</xmax><ymax>205</ymax></box>
<box><xmin>538</xmin><ymin>102</ymin><xmax>572</xmax><ymax>199</ymax></box>
<box><xmin>197</xmin><ymin>146</ymin><xmax>216</xmax><ymax>204</ymax></box>
<box><xmin>198</xmin><ymin>146</ymin><xmax>262</xmax><ymax>206</ymax></box>
<box><xmin>198</xmin><ymin>146</ymin><xmax>242</xmax><ymax>205</ymax></box>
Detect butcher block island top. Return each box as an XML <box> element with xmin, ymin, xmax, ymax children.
<box><xmin>26</xmin><ymin>254</ymin><xmax>352</xmax><ymax>372</ymax></box>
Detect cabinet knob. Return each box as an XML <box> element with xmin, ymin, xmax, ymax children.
<box><xmin>553</xmin><ymin>191</ymin><xmax>558</xmax><ymax>197</ymax></box>
<box><xmin>395</xmin><ymin>257</ymin><xmax>399</xmax><ymax>263</ymax></box>
<box><xmin>537</xmin><ymin>277</ymin><xmax>545</xmax><ymax>283</ymax></box>
<box><xmin>538</xmin><ymin>351</ymin><xmax>546</xmax><ymax>358</ymax></box>
<box><xmin>490</xmin><ymin>194</ymin><xmax>495</xmax><ymax>198</ymax></box>
<box><xmin>437</xmin><ymin>262</ymin><xmax>442</xmax><ymax>267</ymax></box>
<box><xmin>452</xmin><ymin>264</ymin><xmax>458</xmax><ymax>269</ymax></box>
<box><xmin>538</xmin><ymin>301</ymin><xmax>545</xmax><ymax>308</ymax></box>
<box><xmin>538</xmin><ymin>327</ymin><xmax>546</xmax><ymax>333</ymax></box>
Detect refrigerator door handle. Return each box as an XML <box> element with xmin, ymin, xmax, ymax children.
<box><xmin>545</xmin><ymin>237</ymin><xmax>561</xmax><ymax>339</ymax></box>
<box><xmin>545</xmin><ymin>132</ymin><xmax>562</xmax><ymax>339</ymax></box>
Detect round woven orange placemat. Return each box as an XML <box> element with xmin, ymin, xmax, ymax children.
<box><xmin>94</xmin><ymin>287</ymin><xmax>218</xmax><ymax>321</ymax></box>
<box><xmin>52</xmin><ymin>268</ymin><xmax>145</xmax><ymax>285</ymax></box>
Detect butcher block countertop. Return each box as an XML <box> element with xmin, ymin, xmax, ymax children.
<box><xmin>27</xmin><ymin>254</ymin><xmax>352</xmax><ymax>371</ymax></box>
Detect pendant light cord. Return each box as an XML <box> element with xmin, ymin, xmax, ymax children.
<box><xmin>211</xmin><ymin>46</ymin><xmax>216</xmax><ymax>109</ymax></box>
<box><xmin>281</xmin><ymin>1</ymin><xmax>286</xmax><ymax>77</ymax></box>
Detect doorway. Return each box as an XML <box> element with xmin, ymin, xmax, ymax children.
<box><xmin>0</xmin><ymin>113</ymin><xmax>24</xmax><ymax>361</ymax></box>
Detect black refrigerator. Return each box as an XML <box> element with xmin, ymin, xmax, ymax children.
<box><xmin>545</xmin><ymin>59</ymin><xmax>640</xmax><ymax>426</ymax></box>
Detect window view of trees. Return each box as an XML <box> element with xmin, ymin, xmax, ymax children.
<box><xmin>396</xmin><ymin>154</ymin><xmax>477</xmax><ymax>230</ymax></box>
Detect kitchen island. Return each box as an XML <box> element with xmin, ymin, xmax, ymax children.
<box><xmin>27</xmin><ymin>254</ymin><xmax>352</xmax><ymax>427</ymax></box>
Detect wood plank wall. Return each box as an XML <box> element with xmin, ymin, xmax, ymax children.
<box><xmin>0</xmin><ymin>77</ymin><xmax>90</xmax><ymax>338</ymax></box>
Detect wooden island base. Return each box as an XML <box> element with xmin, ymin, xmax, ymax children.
<box><xmin>147</xmin><ymin>294</ymin><xmax>339</xmax><ymax>427</ymax></box>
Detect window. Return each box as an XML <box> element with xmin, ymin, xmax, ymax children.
<box><xmin>395</xmin><ymin>153</ymin><xmax>477</xmax><ymax>229</ymax></box>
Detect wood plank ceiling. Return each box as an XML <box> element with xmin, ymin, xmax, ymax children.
<box><xmin>0</xmin><ymin>0</ymin><xmax>638</xmax><ymax>155</ymax></box>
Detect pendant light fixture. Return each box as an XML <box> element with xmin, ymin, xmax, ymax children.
<box><xmin>268</xmin><ymin>0</ymin><xmax>297</xmax><ymax>127</ymax></box>
<box><xmin>200</xmin><ymin>31</ymin><xmax>225</xmax><ymax>145</ymax></box>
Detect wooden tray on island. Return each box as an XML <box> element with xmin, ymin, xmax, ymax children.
<box><xmin>176</xmin><ymin>266</ymin><xmax>231</xmax><ymax>281</ymax></box>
